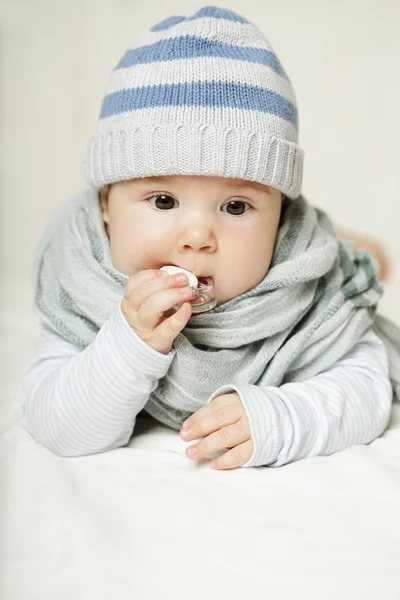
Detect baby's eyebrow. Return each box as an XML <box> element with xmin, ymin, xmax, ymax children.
<box><xmin>224</xmin><ymin>181</ymin><xmax>272</xmax><ymax>193</ymax></box>
<box><xmin>138</xmin><ymin>176</ymin><xmax>271</xmax><ymax>194</ymax></box>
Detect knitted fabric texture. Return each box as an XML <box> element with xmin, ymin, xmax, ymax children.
<box><xmin>85</xmin><ymin>6</ymin><xmax>303</xmax><ymax>199</ymax></box>
<box><xmin>33</xmin><ymin>188</ymin><xmax>400</xmax><ymax>430</ymax></box>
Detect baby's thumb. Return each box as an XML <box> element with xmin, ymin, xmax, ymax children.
<box><xmin>157</xmin><ymin>302</ymin><xmax>192</xmax><ymax>349</ymax></box>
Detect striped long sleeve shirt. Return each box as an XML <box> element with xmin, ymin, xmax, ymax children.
<box><xmin>21</xmin><ymin>301</ymin><xmax>393</xmax><ymax>467</ymax></box>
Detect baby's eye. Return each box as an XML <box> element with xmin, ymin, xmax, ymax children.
<box><xmin>221</xmin><ymin>200</ymin><xmax>250</xmax><ymax>216</ymax></box>
<box><xmin>148</xmin><ymin>194</ymin><xmax>177</xmax><ymax>210</ymax></box>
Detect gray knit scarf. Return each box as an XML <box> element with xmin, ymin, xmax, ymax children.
<box><xmin>34</xmin><ymin>187</ymin><xmax>400</xmax><ymax>429</ymax></box>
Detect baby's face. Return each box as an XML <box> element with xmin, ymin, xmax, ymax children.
<box><xmin>100</xmin><ymin>175</ymin><xmax>282</xmax><ymax>307</ymax></box>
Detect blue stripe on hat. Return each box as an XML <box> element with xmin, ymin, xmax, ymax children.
<box><xmin>151</xmin><ymin>7</ymin><xmax>250</xmax><ymax>32</ymax></box>
<box><xmin>116</xmin><ymin>35</ymin><xmax>287</xmax><ymax>78</ymax></box>
<box><xmin>99</xmin><ymin>81</ymin><xmax>298</xmax><ymax>127</ymax></box>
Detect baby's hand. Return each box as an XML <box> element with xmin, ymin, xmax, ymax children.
<box><xmin>180</xmin><ymin>392</ymin><xmax>254</xmax><ymax>470</ymax></box>
<box><xmin>121</xmin><ymin>269</ymin><xmax>195</xmax><ymax>354</ymax></box>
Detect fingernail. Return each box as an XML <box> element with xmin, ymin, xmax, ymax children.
<box><xmin>187</xmin><ymin>446</ymin><xmax>197</xmax><ymax>458</ymax></box>
<box><xmin>181</xmin><ymin>428</ymin><xmax>192</xmax><ymax>440</ymax></box>
<box><xmin>182</xmin><ymin>419</ymin><xmax>191</xmax><ymax>428</ymax></box>
<box><xmin>180</xmin><ymin>287</ymin><xmax>192</xmax><ymax>296</ymax></box>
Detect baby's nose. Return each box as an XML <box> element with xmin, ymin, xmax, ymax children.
<box><xmin>178</xmin><ymin>224</ymin><xmax>217</xmax><ymax>253</ymax></box>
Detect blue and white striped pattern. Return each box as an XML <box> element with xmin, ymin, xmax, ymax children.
<box><xmin>85</xmin><ymin>6</ymin><xmax>304</xmax><ymax>199</ymax></box>
<box><xmin>115</xmin><ymin>37</ymin><xmax>288</xmax><ymax>77</ymax></box>
<box><xmin>100</xmin><ymin>81</ymin><xmax>298</xmax><ymax>126</ymax></box>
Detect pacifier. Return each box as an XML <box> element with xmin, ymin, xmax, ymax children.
<box><xmin>160</xmin><ymin>265</ymin><xmax>217</xmax><ymax>314</ymax></box>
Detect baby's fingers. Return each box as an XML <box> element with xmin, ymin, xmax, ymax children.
<box><xmin>180</xmin><ymin>394</ymin><xmax>242</xmax><ymax>441</ymax></box>
<box><xmin>185</xmin><ymin>421</ymin><xmax>249</xmax><ymax>462</ymax></box>
<box><xmin>137</xmin><ymin>286</ymin><xmax>194</xmax><ymax>329</ymax></box>
<box><xmin>211</xmin><ymin>440</ymin><xmax>254</xmax><ymax>470</ymax></box>
<box><xmin>124</xmin><ymin>269</ymin><xmax>166</xmax><ymax>301</ymax></box>
<box><xmin>143</xmin><ymin>301</ymin><xmax>192</xmax><ymax>354</ymax></box>
<box><xmin>157</xmin><ymin>301</ymin><xmax>193</xmax><ymax>338</ymax></box>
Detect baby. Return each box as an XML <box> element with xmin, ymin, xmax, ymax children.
<box><xmin>22</xmin><ymin>6</ymin><xmax>399</xmax><ymax>469</ymax></box>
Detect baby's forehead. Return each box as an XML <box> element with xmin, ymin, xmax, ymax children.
<box><xmin>128</xmin><ymin>175</ymin><xmax>273</xmax><ymax>194</ymax></box>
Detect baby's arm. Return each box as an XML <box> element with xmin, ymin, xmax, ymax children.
<box><xmin>207</xmin><ymin>330</ymin><xmax>392</xmax><ymax>467</ymax></box>
<box><xmin>21</xmin><ymin>303</ymin><xmax>174</xmax><ymax>457</ymax></box>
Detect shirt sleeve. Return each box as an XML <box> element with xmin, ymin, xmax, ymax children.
<box><xmin>21</xmin><ymin>301</ymin><xmax>175</xmax><ymax>457</ymax></box>
<box><xmin>206</xmin><ymin>330</ymin><xmax>393</xmax><ymax>468</ymax></box>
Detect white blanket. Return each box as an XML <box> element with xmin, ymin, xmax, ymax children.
<box><xmin>2</xmin><ymin>300</ymin><xmax>400</xmax><ymax>600</ymax></box>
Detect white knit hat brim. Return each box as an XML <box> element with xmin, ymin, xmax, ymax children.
<box><xmin>86</xmin><ymin>122</ymin><xmax>303</xmax><ymax>199</ymax></box>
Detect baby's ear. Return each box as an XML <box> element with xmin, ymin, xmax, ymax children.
<box><xmin>100</xmin><ymin>184</ymin><xmax>111</xmax><ymax>225</ymax></box>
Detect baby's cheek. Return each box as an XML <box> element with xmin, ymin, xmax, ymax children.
<box><xmin>235</xmin><ymin>258</ymin><xmax>271</xmax><ymax>296</ymax></box>
<box><xmin>107</xmin><ymin>238</ymin><xmax>131</xmax><ymax>275</ymax></box>
<box><xmin>124</xmin><ymin>247</ymin><xmax>162</xmax><ymax>278</ymax></box>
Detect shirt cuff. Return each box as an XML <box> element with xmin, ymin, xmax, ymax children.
<box><xmin>105</xmin><ymin>300</ymin><xmax>176</xmax><ymax>379</ymax></box>
<box><xmin>207</xmin><ymin>384</ymin><xmax>286</xmax><ymax>468</ymax></box>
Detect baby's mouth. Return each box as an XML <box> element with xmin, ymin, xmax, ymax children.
<box><xmin>159</xmin><ymin>265</ymin><xmax>216</xmax><ymax>313</ymax></box>
<box><xmin>197</xmin><ymin>276</ymin><xmax>213</xmax><ymax>287</ymax></box>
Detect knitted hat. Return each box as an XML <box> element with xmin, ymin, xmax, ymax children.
<box><xmin>85</xmin><ymin>5</ymin><xmax>304</xmax><ymax>199</ymax></box>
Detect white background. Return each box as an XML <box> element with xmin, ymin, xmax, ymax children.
<box><xmin>1</xmin><ymin>0</ymin><xmax>399</xmax><ymax>324</ymax></box>
<box><xmin>1</xmin><ymin>6</ymin><xmax>400</xmax><ymax>598</ymax></box>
